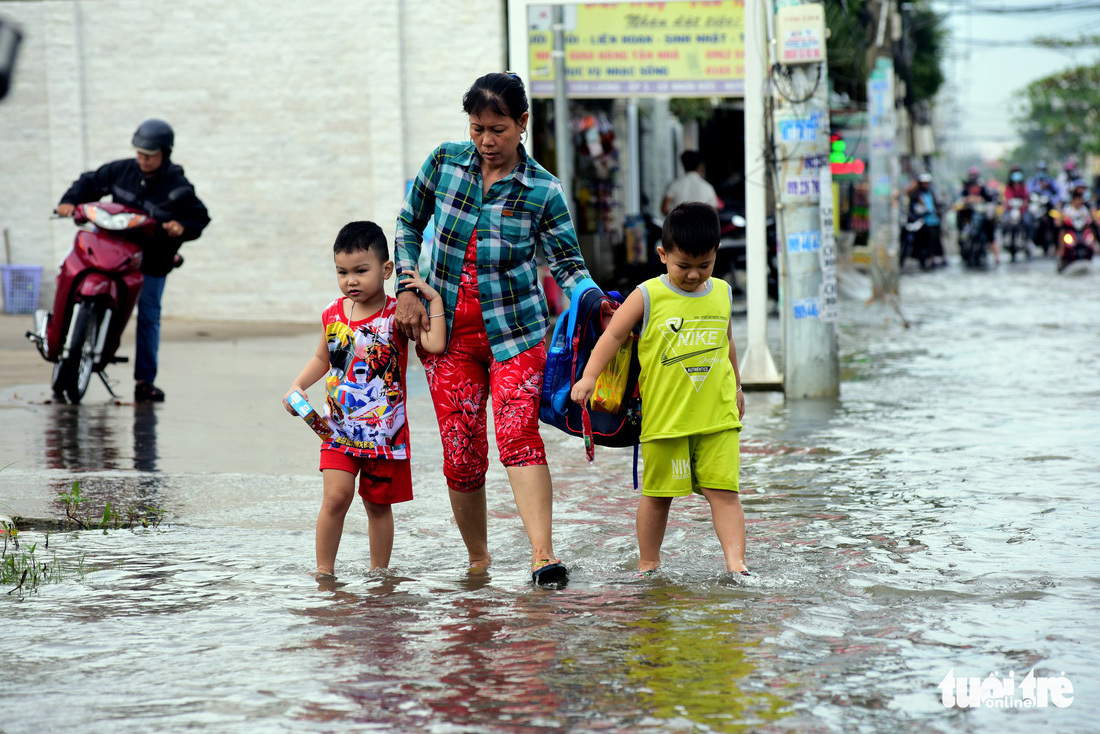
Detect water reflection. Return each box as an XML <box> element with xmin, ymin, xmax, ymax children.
<box><xmin>132</xmin><ymin>404</ymin><xmax>159</xmax><ymax>472</ymax></box>
<box><xmin>41</xmin><ymin>403</ymin><xmax>161</xmax><ymax>474</ymax></box>
<box><xmin>41</xmin><ymin>402</ymin><xmax>164</xmax><ymax>519</ymax></box>
<box><xmin>43</xmin><ymin>403</ymin><xmax>122</xmax><ymax>471</ymax></box>
<box><xmin>619</xmin><ymin>584</ymin><xmax>789</xmax><ymax>730</ymax></box>
<box><xmin>291</xmin><ymin>573</ymin><xmax>428</xmax><ymax>727</ymax></box>
<box><xmin>426</xmin><ymin>594</ymin><xmax>563</xmax><ymax>726</ymax></box>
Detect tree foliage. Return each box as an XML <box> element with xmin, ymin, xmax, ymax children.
<box><xmin>670</xmin><ymin>97</ymin><xmax>717</xmax><ymax>125</ymax></box>
<box><xmin>824</xmin><ymin>0</ymin><xmax>873</xmax><ymax>104</ymax></box>
<box><xmin>905</xmin><ymin>5</ymin><xmax>946</xmax><ymax>105</ymax></box>
<box><xmin>1012</xmin><ymin>62</ymin><xmax>1100</xmax><ymax>161</ymax></box>
<box><xmin>824</xmin><ymin>0</ymin><xmax>946</xmax><ymax>108</ymax></box>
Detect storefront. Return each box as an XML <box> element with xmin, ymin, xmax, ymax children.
<box><xmin>512</xmin><ymin>1</ymin><xmax>747</xmax><ymax>290</ymax></box>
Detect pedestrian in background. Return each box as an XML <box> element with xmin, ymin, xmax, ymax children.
<box><xmin>661</xmin><ymin>150</ymin><xmax>723</xmax><ymax>215</ymax></box>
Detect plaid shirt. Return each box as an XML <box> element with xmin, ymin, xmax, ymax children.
<box><xmin>395</xmin><ymin>142</ymin><xmax>589</xmax><ymax>361</ymax></box>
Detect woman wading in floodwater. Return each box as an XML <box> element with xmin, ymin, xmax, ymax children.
<box><xmin>394</xmin><ymin>72</ymin><xmax>590</xmax><ymax>586</ymax></box>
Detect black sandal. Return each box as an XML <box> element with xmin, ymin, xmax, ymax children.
<box><xmin>531</xmin><ymin>559</ymin><xmax>569</xmax><ymax>588</ymax></box>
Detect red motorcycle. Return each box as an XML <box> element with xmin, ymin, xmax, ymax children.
<box><xmin>26</xmin><ymin>202</ymin><xmax>150</xmax><ymax>402</ymax></box>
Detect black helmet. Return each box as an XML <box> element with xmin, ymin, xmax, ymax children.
<box><xmin>132</xmin><ymin>119</ymin><xmax>174</xmax><ymax>155</ymax></box>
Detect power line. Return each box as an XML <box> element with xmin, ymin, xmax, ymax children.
<box><xmin>940</xmin><ymin>0</ymin><xmax>1100</xmax><ymax>13</ymax></box>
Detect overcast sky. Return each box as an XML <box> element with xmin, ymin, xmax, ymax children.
<box><xmin>933</xmin><ymin>0</ymin><xmax>1100</xmax><ymax>162</ymax></box>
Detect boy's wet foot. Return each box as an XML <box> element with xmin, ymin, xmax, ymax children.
<box><xmin>312</xmin><ymin>570</ymin><xmax>342</xmax><ymax>590</ymax></box>
<box><xmin>720</xmin><ymin>569</ymin><xmax>759</xmax><ymax>586</ymax></box>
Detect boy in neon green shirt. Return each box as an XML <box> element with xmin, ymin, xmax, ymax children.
<box><xmin>571</xmin><ymin>202</ymin><xmax>749</xmax><ymax>577</ymax></box>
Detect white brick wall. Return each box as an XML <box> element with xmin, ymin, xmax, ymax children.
<box><xmin>0</xmin><ymin>0</ymin><xmax>506</xmax><ymax>321</ymax></box>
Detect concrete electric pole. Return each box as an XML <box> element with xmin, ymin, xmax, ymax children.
<box><xmin>739</xmin><ymin>0</ymin><xmax>783</xmax><ymax>390</ymax></box>
<box><xmin>771</xmin><ymin>0</ymin><xmax>839</xmax><ymax>398</ymax></box>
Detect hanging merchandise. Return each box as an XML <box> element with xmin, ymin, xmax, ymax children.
<box><xmin>572</xmin><ymin>110</ymin><xmax>620</xmax><ymax>237</ymax></box>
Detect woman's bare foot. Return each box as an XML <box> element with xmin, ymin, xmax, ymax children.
<box><xmin>467</xmin><ymin>556</ymin><xmax>492</xmax><ymax>574</ymax></box>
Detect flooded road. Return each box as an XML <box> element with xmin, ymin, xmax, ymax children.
<box><xmin>2</xmin><ymin>258</ymin><xmax>1098</xmax><ymax>732</ymax></box>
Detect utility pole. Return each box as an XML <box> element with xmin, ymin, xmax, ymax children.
<box><xmin>772</xmin><ymin>0</ymin><xmax>839</xmax><ymax>398</ymax></box>
<box><xmin>740</xmin><ymin>0</ymin><xmax>783</xmax><ymax>390</ymax></box>
<box><xmin>865</xmin><ymin>0</ymin><xmax>900</xmax><ymax>300</ymax></box>
<box><xmin>551</xmin><ymin>4</ymin><xmax>573</xmax><ymax>219</ymax></box>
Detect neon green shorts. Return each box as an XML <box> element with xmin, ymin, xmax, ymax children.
<box><xmin>640</xmin><ymin>429</ymin><xmax>740</xmax><ymax>498</ymax></box>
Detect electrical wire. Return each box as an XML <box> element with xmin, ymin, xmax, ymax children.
<box><xmin>770</xmin><ymin>63</ymin><xmax>824</xmax><ymax>105</ymax></box>
<box><xmin>940</xmin><ymin>0</ymin><xmax>1100</xmax><ymax>13</ymax></box>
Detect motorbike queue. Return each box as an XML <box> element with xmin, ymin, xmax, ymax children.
<box><xmin>902</xmin><ymin>160</ymin><xmax>1098</xmax><ymax>275</ymax></box>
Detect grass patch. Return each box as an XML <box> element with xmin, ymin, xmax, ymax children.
<box><xmin>0</xmin><ymin>480</ymin><xmax>165</xmax><ymax>595</ymax></box>
<box><xmin>57</xmin><ymin>481</ymin><xmax>164</xmax><ymax>532</ymax></box>
<box><xmin>1</xmin><ymin>521</ymin><xmax>84</xmax><ymax>596</ymax></box>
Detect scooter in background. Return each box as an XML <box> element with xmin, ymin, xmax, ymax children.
<box><xmin>957</xmin><ymin>201</ymin><xmax>994</xmax><ymax>269</ymax></box>
<box><xmin>1056</xmin><ymin>209</ymin><xmax>1097</xmax><ymax>276</ymax></box>
<box><xmin>26</xmin><ymin>202</ymin><xmax>150</xmax><ymax>402</ymax></box>
<box><xmin>1028</xmin><ymin>191</ymin><xmax>1057</xmax><ymax>256</ymax></box>
<box><xmin>1001</xmin><ymin>197</ymin><xmax>1028</xmax><ymax>262</ymax></box>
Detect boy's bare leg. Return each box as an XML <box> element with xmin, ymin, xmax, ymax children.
<box><xmin>701</xmin><ymin>487</ymin><xmax>748</xmax><ymax>573</ymax></box>
<box><xmin>636</xmin><ymin>495</ymin><xmax>674</xmax><ymax>572</ymax></box>
<box><xmin>449</xmin><ymin>485</ymin><xmax>491</xmax><ymax>569</ymax></box>
<box><xmin>362</xmin><ymin>500</ymin><xmax>394</xmax><ymax>570</ymax></box>
<box><xmin>316</xmin><ymin>469</ymin><xmax>356</xmax><ymax>575</ymax></box>
<box><xmin>505</xmin><ymin>464</ymin><xmax>556</xmax><ymax>567</ymax></box>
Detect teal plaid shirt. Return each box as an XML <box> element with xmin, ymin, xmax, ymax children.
<box><xmin>395</xmin><ymin>141</ymin><xmax>589</xmax><ymax>361</ymax></box>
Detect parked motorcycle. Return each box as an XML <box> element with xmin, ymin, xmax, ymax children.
<box><xmin>1056</xmin><ymin>209</ymin><xmax>1097</xmax><ymax>275</ymax></box>
<box><xmin>1000</xmin><ymin>197</ymin><xmax>1028</xmax><ymax>262</ymax></box>
<box><xmin>26</xmin><ymin>202</ymin><xmax>150</xmax><ymax>402</ymax></box>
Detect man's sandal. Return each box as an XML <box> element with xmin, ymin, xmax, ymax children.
<box><xmin>531</xmin><ymin>558</ymin><xmax>569</xmax><ymax>587</ymax></box>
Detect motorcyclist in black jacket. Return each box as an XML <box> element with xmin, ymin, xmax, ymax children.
<box><xmin>56</xmin><ymin>119</ymin><xmax>210</xmax><ymax>402</ymax></box>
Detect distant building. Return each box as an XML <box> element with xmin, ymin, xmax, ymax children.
<box><xmin>0</xmin><ymin>0</ymin><xmax>506</xmax><ymax>320</ymax></box>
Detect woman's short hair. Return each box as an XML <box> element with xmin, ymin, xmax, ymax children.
<box><xmin>462</xmin><ymin>72</ymin><xmax>529</xmax><ymax>123</ymax></box>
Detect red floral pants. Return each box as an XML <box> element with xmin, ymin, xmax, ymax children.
<box><xmin>417</xmin><ymin>235</ymin><xmax>547</xmax><ymax>492</ymax></box>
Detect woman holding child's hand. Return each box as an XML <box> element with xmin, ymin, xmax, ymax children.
<box><xmin>394</xmin><ymin>72</ymin><xmax>590</xmax><ymax>586</ymax></box>
<box><xmin>397</xmin><ymin>270</ymin><xmax>446</xmax><ymax>355</ymax></box>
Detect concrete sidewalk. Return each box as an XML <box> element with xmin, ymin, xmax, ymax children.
<box><xmin>0</xmin><ymin>313</ymin><xmax>448</xmax><ymax>527</ymax></box>
<box><xmin>1</xmin><ymin>313</ymin><xmax>316</xmax><ymax>390</ymax></box>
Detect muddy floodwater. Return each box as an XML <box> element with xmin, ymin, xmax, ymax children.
<box><xmin>2</xmin><ymin>259</ymin><xmax>1098</xmax><ymax>732</ymax></box>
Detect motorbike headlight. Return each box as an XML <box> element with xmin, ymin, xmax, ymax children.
<box><xmin>1063</xmin><ymin>233</ymin><xmax>1074</xmax><ymax>245</ymax></box>
<box><xmin>85</xmin><ymin>205</ymin><xmax>150</xmax><ymax>230</ymax></box>
<box><xmin>731</xmin><ymin>215</ymin><xmax>747</xmax><ymax>228</ymax></box>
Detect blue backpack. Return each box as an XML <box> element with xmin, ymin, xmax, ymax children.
<box><xmin>540</xmin><ymin>278</ymin><xmax>642</xmax><ymax>448</ymax></box>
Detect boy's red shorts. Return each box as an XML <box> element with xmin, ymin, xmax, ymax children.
<box><xmin>319</xmin><ymin>449</ymin><xmax>413</xmax><ymax>505</ymax></box>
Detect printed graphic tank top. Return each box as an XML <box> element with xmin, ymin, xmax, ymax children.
<box><xmin>637</xmin><ymin>276</ymin><xmax>742</xmax><ymax>441</ymax></box>
<box><xmin>319</xmin><ymin>296</ymin><xmax>410</xmax><ymax>459</ymax></box>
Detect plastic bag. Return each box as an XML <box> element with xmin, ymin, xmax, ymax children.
<box><xmin>591</xmin><ymin>342</ymin><xmax>631</xmax><ymax>413</ymax></box>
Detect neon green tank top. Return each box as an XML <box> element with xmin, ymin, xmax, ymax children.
<box><xmin>637</xmin><ymin>276</ymin><xmax>742</xmax><ymax>440</ymax></box>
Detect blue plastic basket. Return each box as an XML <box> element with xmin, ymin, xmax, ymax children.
<box><xmin>1</xmin><ymin>265</ymin><xmax>43</xmax><ymax>314</ymax></box>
